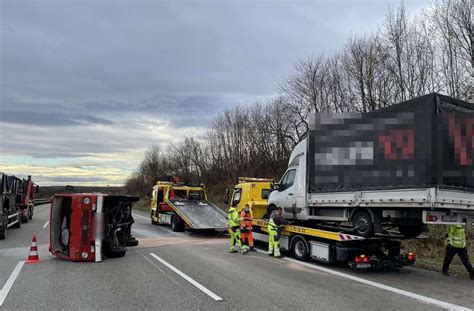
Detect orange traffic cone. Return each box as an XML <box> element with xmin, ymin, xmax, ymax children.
<box><xmin>26</xmin><ymin>234</ymin><xmax>41</xmax><ymax>264</ymax></box>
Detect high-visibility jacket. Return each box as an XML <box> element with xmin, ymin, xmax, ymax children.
<box><xmin>228</xmin><ymin>207</ymin><xmax>241</xmax><ymax>228</ymax></box>
<box><xmin>268</xmin><ymin>215</ymin><xmax>280</xmax><ymax>234</ymax></box>
<box><xmin>446</xmin><ymin>225</ymin><xmax>466</xmax><ymax>248</ymax></box>
<box><xmin>240</xmin><ymin>210</ymin><xmax>253</xmax><ymax>230</ymax></box>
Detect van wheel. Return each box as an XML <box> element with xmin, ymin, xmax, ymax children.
<box><xmin>171</xmin><ymin>214</ymin><xmax>185</xmax><ymax>232</ymax></box>
<box><xmin>352</xmin><ymin>211</ymin><xmax>374</xmax><ymax>238</ymax></box>
<box><xmin>103</xmin><ymin>239</ymin><xmax>126</xmax><ymax>258</ymax></box>
<box><xmin>266</xmin><ymin>205</ymin><xmax>276</xmax><ymax>219</ymax></box>
<box><xmin>292</xmin><ymin>236</ymin><xmax>309</xmax><ymax>261</ymax></box>
<box><xmin>125</xmin><ymin>238</ymin><xmax>139</xmax><ymax>247</ymax></box>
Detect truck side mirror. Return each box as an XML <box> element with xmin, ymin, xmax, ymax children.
<box><xmin>272</xmin><ymin>183</ymin><xmax>281</xmax><ymax>191</ymax></box>
<box><xmin>36</xmin><ymin>185</ymin><xmax>40</xmax><ymax>193</ymax></box>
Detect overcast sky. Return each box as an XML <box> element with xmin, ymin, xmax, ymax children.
<box><xmin>0</xmin><ymin>0</ymin><xmax>430</xmax><ymax>186</ymax></box>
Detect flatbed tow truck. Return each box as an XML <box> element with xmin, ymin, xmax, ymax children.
<box><xmin>251</xmin><ymin>219</ymin><xmax>416</xmax><ymax>270</ymax></box>
<box><xmin>150</xmin><ymin>180</ymin><xmax>228</xmax><ymax>232</ymax></box>
<box><xmin>228</xmin><ymin>177</ymin><xmax>417</xmax><ymax>270</ymax></box>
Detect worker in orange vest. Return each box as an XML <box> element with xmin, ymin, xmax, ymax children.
<box><xmin>240</xmin><ymin>204</ymin><xmax>255</xmax><ymax>251</ymax></box>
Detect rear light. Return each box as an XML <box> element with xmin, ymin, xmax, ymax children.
<box><xmin>426</xmin><ymin>215</ymin><xmax>437</xmax><ymax>222</ymax></box>
<box><xmin>355</xmin><ymin>255</ymin><xmax>369</xmax><ymax>263</ymax></box>
<box><xmin>406</xmin><ymin>252</ymin><xmax>416</xmax><ymax>261</ymax></box>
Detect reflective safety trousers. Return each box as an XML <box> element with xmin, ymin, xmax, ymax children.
<box><xmin>446</xmin><ymin>225</ymin><xmax>466</xmax><ymax>249</ymax></box>
<box><xmin>268</xmin><ymin>217</ymin><xmax>281</xmax><ymax>256</ymax></box>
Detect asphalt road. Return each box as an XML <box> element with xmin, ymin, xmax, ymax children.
<box><xmin>0</xmin><ymin>204</ymin><xmax>472</xmax><ymax>310</ymax></box>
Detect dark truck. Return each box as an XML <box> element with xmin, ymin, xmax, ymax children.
<box><xmin>268</xmin><ymin>93</ymin><xmax>474</xmax><ymax>238</ymax></box>
<box><xmin>0</xmin><ymin>172</ymin><xmax>22</xmax><ymax>239</ymax></box>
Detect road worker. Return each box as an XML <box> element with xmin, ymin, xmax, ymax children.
<box><xmin>442</xmin><ymin>224</ymin><xmax>474</xmax><ymax>280</ymax></box>
<box><xmin>228</xmin><ymin>202</ymin><xmax>246</xmax><ymax>254</ymax></box>
<box><xmin>268</xmin><ymin>206</ymin><xmax>289</xmax><ymax>257</ymax></box>
<box><xmin>240</xmin><ymin>204</ymin><xmax>255</xmax><ymax>251</ymax></box>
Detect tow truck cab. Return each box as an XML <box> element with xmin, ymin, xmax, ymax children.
<box><xmin>224</xmin><ymin>177</ymin><xmax>273</xmax><ymax>219</ymax></box>
<box><xmin>49</xmin><ymin>193</ymin><xmax>139</xmax><ymax>262</ymax></box>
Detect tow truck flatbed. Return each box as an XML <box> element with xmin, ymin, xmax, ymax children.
<box><xmin>150</xmin><ymin>180</ymin><xmax>228</xmax><ymax>231</ymax></box>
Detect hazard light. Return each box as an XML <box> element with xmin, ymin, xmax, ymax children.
<box><xmin>355</xmin><ymin>255</ymin><xmax>369</xmax><ymax>263</ymax></box>
<box><xmin>406</xmin><ymin>252</ymin><xmax>416</xmax><ymax>261</ymax></box>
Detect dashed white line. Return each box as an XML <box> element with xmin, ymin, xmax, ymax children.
<box><xmin>149</xmin><ymin>252</ymin><xmax>223</xmax><ymax>301</ymax></box>
<box><xmin>0</xmin><ymin>261</ymin><xmax>25</xmax><ymax>306</ymax></box>
<box><xmin>255</xmin><ymin>249</ymin><xmax>471</xmax><ymax>311</ymax></box>
<box><xmin>43</xmin><ymin>220</ymin><xmax>50</xmax><ymax>229</ymax></box>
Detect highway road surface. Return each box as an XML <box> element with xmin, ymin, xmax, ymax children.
<box><xmin>0</xmin><ymin>203</ymin><xmax>473</xmax><ymax>310</ymax></box>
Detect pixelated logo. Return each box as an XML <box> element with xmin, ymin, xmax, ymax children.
<box><xmin>378</xmin><ymin>130</ymin><xmax>414</xmax><ymax>160</ymax></box>
<box><xmin>447</xmin><ymin>114</ymin><xmax>474</xmax><ymax>166</ymax></box>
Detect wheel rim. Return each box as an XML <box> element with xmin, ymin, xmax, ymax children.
<box><xmin>356</xmin><ymin>216</ymin><xmax>369</xmax><ymax>233</ymax></box>
<box><xmin>295</xmin><ymin>240</ymin><xmax>306</xmax><ymax>257</ymax></box>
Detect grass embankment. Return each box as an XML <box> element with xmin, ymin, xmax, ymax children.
<box><xmin>403</xmin><ymin>225</ymin><xmax>473</xmax><ymax>278</ymax></box>
<box><xmin>133</xmin><ymin>199</ymin><xmax>150</xmax><ymax>212</ymax></box>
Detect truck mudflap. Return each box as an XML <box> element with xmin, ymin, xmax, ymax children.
<box><xmin>169</xmin><ymin>200</ymin><xmax>228</xmax><ymax>229</ymax></box>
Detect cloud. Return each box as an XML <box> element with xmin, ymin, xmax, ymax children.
<box><xmin>0</xmin><ymin>0</ymin><xmax>431</xmax><ymax>185</ymax></box>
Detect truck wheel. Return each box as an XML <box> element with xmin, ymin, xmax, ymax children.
<box><xmin>398</xmin><ymin>225</ymin><xmax>423</xmax><ymax>238</ymax></box>
<box><xmin>13</xmin><ymin>214</ymin><xmax>21</xmax><ymax>229</ymax></box>
<box><xmin>0</xmin><ymin>223</ymin><xmax>6</xmax><ymax>240</ymax></box>
<box><xmin>171</xmin><ymin>214</ymin><xmax>185</xmax><ymax>232</ymax></box>
<box><xmin>22</xmin><ymin>211</ymin><xmax>29</xmax><ymax>223</ymax></box>
<box><xmin>291</xmin><ymin>236</ymin><xmax>309</xmax><ymax>261</ymax></box>
<box><xmin>28</xmin><ymin>207</ymin><xmax>33</xmax><ymax>220</ymax></box>
<box><xmin>352</xmin><ymin>211</ymin><xmax>374</xmax><ymax>238</ymax></box>
<box><xmin>102</xmin><ymin>239</ymin><xmax>127</xmax><ymax>258</ymax></box>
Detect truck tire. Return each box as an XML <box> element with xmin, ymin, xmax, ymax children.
<box><xmin>22</xmin><ymin>211</ymin><xmax>29</xmax><ymax>223</ymax></box>
<box><xmin>13</xmin><ymin>214</ymin><xmax>21</xmax><ymax>229</ymax></box>
<box><xmin>102</xmin><ymin>239</ymin><xmax>127</xmax><ymax>258</ymax></box>
<box><xmin>291</xmin><ymin>236</ymin><xmax>309</xmax><ymax>261</ymax></box>
<box><xmin>0</xmin><ymin>222</ymin><xmax>6</xmax><ymax>240</ymax></box>
<box><xmin>352</xmin><ymin>211</ymin><xmax>374</xmax><ymax>238</ymax></box>
<box><xmin>150</xmin><ymin>211</ymin><xmax>157</xmax><ymax>225</ymax></box>
<box><xmin>171</xmin><ymin>214</ymin><xmax>185</xmax><ymax>232</ymax></box>
<box><xmin>28</xmin><ymin>207</ymin><xmax>33</xmax><ymax>220</ymax></box>
<box><xmin>398</xmin><ymin>225</ymin><xmax>423</xmax><ymax>238</ymax></box>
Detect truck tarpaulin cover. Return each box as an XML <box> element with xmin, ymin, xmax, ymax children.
<box><xmin>307</xmin><ymin>93</ymin><xmax>474</xmax><ymax>193</ymax></box>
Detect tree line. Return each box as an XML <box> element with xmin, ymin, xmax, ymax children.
<box><xmin>125</xmin><ymin>1</ymin><xmax>472</xmax><ymax>199</ymax></box>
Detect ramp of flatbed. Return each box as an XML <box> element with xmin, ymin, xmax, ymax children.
<box><xmin>170</xmin><ymin>200</ymin><xmax>228</xmax><ymax>229</ymax></box>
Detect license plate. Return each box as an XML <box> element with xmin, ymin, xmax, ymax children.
<box><xmin>442</xmin><ymin>215</ymin><xmax>457</xmax><ymax>222</ymax></box>
<box><xmin>356</xmin><ymin>263</ymin><xmax>371</xmax><ymax>269</ymax></box>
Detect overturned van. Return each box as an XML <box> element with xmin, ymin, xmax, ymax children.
<box><xmin>49</xmin><ymin>193</ymin><xmax>139</xmax><ymax>262</ymax></box>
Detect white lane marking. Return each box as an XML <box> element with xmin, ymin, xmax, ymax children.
<box><xmin>43</xmin><ymin>220</ymin><xmax>49</xmax><ymax>228</ymax></box>
<box><xmin>132</xmin><ymin>213</ymin><xmax>149</xmax><ymax>220</ymax></box>
<box><xmin>255</xmin><ymin>249</ymin><xmax>470</xmax><ymax>311</ymax></box>
<box><xmin>0</xmin><ymin>261</ymin><xmax>25</xmax><ymax>306</ymax></box>
<box><xmin>149</xmin><ymin>253</ymin><xmax>223</xmax><ymax>301</ymax></box>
